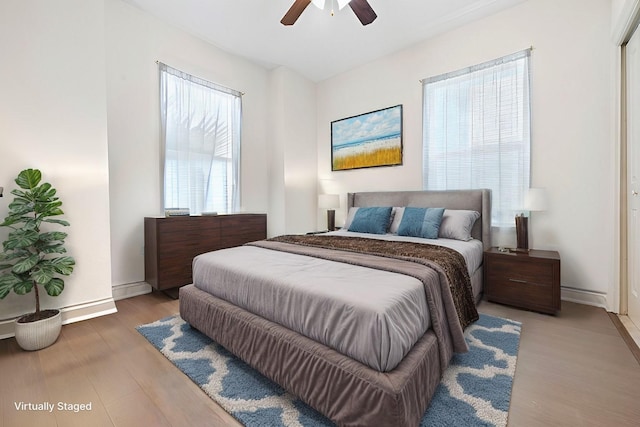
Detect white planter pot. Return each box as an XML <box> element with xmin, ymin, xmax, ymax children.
<box><xmin>14</xmin><ymin>309</ymin><xmax>62</xmax><ymax>351</ymax></box>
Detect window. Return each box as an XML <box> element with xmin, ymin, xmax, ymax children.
<box><xmin>422</xmin><ymin>49</ymin><xmax>531</xmax><ymax>227</ymax></box>
<box><xmin>159</xmin><ymin>63</ymin><xmax>242</xmax><ymax>215</ymax></box>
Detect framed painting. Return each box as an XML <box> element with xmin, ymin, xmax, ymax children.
<box><xmin>331</xmin><ymin>105</ymin><xmax>403</xmax><ymax>171</ymax></box>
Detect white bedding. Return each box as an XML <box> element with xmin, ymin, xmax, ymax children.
<box><xmin>192</xmin><ymin>232</ymin><xmax>483</xmax><ymax>372</ymax></box>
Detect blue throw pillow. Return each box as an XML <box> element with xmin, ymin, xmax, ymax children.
<box><xmin>397</xmin><ymin>207</ymin><xmax>445</xmax><ymax>239</ymax></box>
<box><xmin>347</xmin><ymin>207</ymin><xmax>392</xmax><ymax>235</ymax></box>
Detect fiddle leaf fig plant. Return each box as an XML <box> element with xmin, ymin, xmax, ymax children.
<box><xmin>0</xmin><ymin>169</ymin><xmax>75</xmax><ymax>321</ymax></box>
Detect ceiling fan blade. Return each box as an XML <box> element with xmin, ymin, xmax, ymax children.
<box><xmin>348</xmin><ymin>0</ymin><xmax>377</xmax><ymax>25</ymax></box>
<box><xmin>281</xmin><ymin>0</ymin><xmax>312</xmax><ymax>26</ymax></box>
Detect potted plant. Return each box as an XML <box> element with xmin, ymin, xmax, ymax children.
<box><xmin>0</xmin><ymin>169</ymin><xmax>75</xmax><ymax>350</ymax></box>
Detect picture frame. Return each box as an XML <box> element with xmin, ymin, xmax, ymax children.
<box><xmin>331</xmin><ymin>104</ymin><xmax>403</xmax><ymax>171</ymax></box>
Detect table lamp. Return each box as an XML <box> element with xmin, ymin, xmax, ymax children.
<box><xmin>515</xmin><ymin>188</ymin><xmax>548</xmax><ymax>251</ymax></box>
<box><xmin>318</xmin><ymin>194</ymin><xmax>340</xmax><ymax>231</ymax></box>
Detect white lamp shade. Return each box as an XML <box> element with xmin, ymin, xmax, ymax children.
<box><xmin>337</xmin><ymin>0</ymin><xmax>350</xmax><ymax>9</ymax></box>
<box><xmin>318</xmin><ymin>194</ymin><xmax>340</xmax><ymax>209</ymax></box>
<box><xmin>524</xmin><ymin>188</ymin><xmax>548</xmax><ymax>211</ymax></box>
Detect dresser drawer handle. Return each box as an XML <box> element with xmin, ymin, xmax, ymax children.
<box><xmin>509</xmin><ymin>278</ymin><xmax>528</xmax><ymax>284</ymax></box>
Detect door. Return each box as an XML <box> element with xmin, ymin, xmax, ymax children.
<box><xmin>627</xmin><ymin>25</ymin><xmax>640</xmax><ymax>328</ymax></box>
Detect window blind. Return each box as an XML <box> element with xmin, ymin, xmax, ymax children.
<box><xmin>422</xmin><ymin>49</ymin><xmax>531</xmax><ymax>227</ymax></box>
<box><xmin>159</xmin><ymin>62</ymin><xmax>242</xmax><ymax>215</ymax></box>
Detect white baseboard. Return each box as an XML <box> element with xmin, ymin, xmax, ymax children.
<box><xmin>0</xmin><ymin>297</ymin><xmax>117</xmax><ymax>340</ymax></box>
<box><xmin>112</xmin><ymin>281</ymin><xmax>152</xmax><ymax>301</ymax></box>
<box><xmin>561</xmin><ymin>286</ymin><xmax>608</xmax><ymax>309</ymax></box>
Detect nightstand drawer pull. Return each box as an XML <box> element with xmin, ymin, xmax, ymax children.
<box><xmin>509</xmin><ymin>278</ymin><xmax>528</xmax><ymax>284</ymax></box>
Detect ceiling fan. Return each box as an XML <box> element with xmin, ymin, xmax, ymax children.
<box><xmin>281</xmin><ymin>0</ymin><xmax>377</xmax><ymax>26</ymax></box>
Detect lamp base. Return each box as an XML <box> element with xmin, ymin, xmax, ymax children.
<box><xmin>515</xmin><ymin>215</ymin><xmax>529</xmax><ymax>251</ymax></box>
<box><xmin>327</xmin><ymin>209</ymin><xmax>335</xmax><ymax>231</ymax></box>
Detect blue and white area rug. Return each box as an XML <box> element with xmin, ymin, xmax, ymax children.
<box><xmin>137</xmin><ymin>314</ymin><xmax>521</xmax><ymax>427</ymax></box>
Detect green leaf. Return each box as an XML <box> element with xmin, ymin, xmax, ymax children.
<box><xmin>44</xmin><ymin>278</ymin><xmax>64</xmax><ymax>296</ymax></box>
<box><xmin>0</xmin><ymin>218</ymin><xmax>16</xmax><ymax>227</ymax></box>
<box><xmin>31</xmin><ymin>264</ymin><xmax>54</xmax><ymax>285</ymax></box>
<box><xmin>14</xmin><ymin>281</ymin><xmax>34</xmax><ymax>295</ymax></box>
<box><xmin>0</xmin><ymin>250</ymin><xmax>30</xmax><ymax>261</ymax></box>
<box><xmin>39</xmin><ymin>231</ymin><xmax>68</xmax><ymax>243</ymax></box>
<box><xmin>9</xmin><ymin>189</ymin><xmax>30</xmax><ymax>200</ymax></box>
<box><xmin>20</xmin><ymin>219</ymin><xmax>38</xmax><ymax>231</ymax></box>
<box><xmin>42</xmin><ymin>218</ymin><xmax>70</xmax><ymax>227</ymax></box>
<box><xmin>40</xmin><ymin>185</ymin><xmax>57</xmax><ymax>200</ymax></box>
<box><xmin>35</xmin><ymin>201</ymin><xmax>62</xmax><ymax>214</ymax></box>
<box><xmin>39</xmin><ymin>244</ymin><xmax>67</xmax><ymax>255</ymax></box>
<box><xmin>12</xmin><ymin>254</ymin><xmax>40</xmax><ymax>274</ymax></box>
<box><xmin>15</xmin><ymin>169</ymin><xmax>42</xmax><ymax>190</ymax></box>
<box><xmin>46</xmin><ymin>208</ymin><xmax>64</xmax><ymax>217</ymax></box>
<box><xmin>7</xmin><ymin>201</ymin><xmax>34</xmax><ymax>216</ymax></box>
<box><xmin>8</xmin><ymin>198</ymin><xmax>29</xmax><ymax>208</ymax></box>
<box><xmin>51</xmin><ymin>257</ymin><xmax>75</xmax><ymax>275</ymax></box>
<box><xmin>0</xmin><ymin>274</ymin><xmax>21</xmax><ymax>299</ymax></box>
<box><xmin>33</xmin><ymin>182</ymin><xmax>52</xmax><ymax>198</ymax></box>
<box><xmin>4</xmin><ymin>229</ymin><xmax>39</xmax><ymax>249</ymax></box>
<box><xmin>0</xmin><ymin>214</ymin><xmax>30</xmax><ymax>227</ymax></box>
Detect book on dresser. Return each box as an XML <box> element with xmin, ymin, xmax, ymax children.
<box><xmin>144</xmin><ymin>213</ymin><xmax>267</xmax><ymax>294</ymax></box>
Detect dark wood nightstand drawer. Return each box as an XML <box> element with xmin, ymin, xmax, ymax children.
<box><xmin>484</xmin><ymin>248</ymin><xmax>561</xmax><ymax>314</ymax></box>
<box><xmin>486</xmin><ymin>256</ymin><xmax>554</xmax><ymax>286</ymax></box>
<box><xmin>487</xmin><ymin>277</ymin><xmax>554</xmax><ymax>310</ymax></box>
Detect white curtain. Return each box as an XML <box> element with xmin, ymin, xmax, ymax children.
<box><xmin>422</xmin><ymin>49</ymin><xmax>531</xmax><ymax>227</ymax></box>
<box><xmin>159</xmin><ymin>63</ymin><xmax>242</xmax><ymax>215</ymax></box>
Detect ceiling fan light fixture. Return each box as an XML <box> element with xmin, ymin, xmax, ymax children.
<box><xmin>311</xmin><ymin>0</ymin><xmax>326</xmax><ymax>9</ymax></box>
<box><xmin>281</xmin><ymin>0</ymin><xmax>375</xmax><ymax>26</ymax></box>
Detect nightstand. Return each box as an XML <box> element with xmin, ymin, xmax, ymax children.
<box><xmin>484</xmin><ymin>247</ymin><xmax>561</xmax><ymax>314</ymax></box>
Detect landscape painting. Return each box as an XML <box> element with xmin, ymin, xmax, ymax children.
<box><xmin>331</xmin><ymin>105</ymin><xmax>403</xmax><ymax>171</ymax></box>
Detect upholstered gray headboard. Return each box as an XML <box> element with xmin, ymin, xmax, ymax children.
<box><xmin>347</xmin><ymin>189</ymin><xmax>492</xmax><ymax>250</ymax></box>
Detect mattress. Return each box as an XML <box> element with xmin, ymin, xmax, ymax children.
<box><xmin>192</xmin><ymin>233</ymin><xmax>482</xmax><ymax>372</ymax></box>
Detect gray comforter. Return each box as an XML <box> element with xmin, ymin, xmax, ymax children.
<box><xmin>192</xmin><ymin>236</ymin><xmax>474</xmax><ymax>372</ymax></box>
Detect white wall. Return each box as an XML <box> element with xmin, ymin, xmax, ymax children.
<box><xmin>611</xmin><ymin>0</ymin><xmax>639</xmax><ymax>37</ymax></box>
<box><xmin>317</xmin><ymin>0</ymin><xmax>616</xmax><ymax>306</ymax></box>
<box><xmin>0</xmin><ymin>0</ymin><xmax>115</xmax><ymax>322</ymax></box>
<box><xmin>268</xmin><ymin>67</ymin><xmax>318</xmax><ymax>236</ymax></box>
<box><xmin>105</xmin><ymin>0</ymin><xmax>271</xmax><ymax>289</ymax></box>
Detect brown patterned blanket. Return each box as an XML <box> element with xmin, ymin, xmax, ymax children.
<box><xmin>248</xmin><ymin>235</ymin><xmax>479</xmax><ymax>367</ymax></box>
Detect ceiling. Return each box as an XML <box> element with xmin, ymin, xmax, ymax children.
<box><xmin>120</xmin><ymin>0</ymin><xmax>525</xmax><ymax>82</ymax></box>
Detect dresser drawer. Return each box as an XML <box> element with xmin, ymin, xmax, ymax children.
<box><xmin>145</xmin><ymin>214</ymin><xmax>267</xmax><ymax>292</ymax></box>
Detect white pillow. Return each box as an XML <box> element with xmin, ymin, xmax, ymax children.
<box><xmin>343</xmin><ymin>207</ymin><xmax>359</xmax><ymax>229</ymax></box>
<box><xmin>438</xmin><ymin>209</ymin><xmax>480</xmax><ymax>241</ymax></box>
<box><xmin>388</xmin><ymin>207</ymin><xmax>405</xmax><ymax>234</ymax></box>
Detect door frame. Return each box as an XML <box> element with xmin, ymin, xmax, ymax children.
<box><xmin>615</xmin><ymin>1</ymin><xmax>640</xmax><ymax>315</ymax></box>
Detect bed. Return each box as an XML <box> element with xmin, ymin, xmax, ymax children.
<box><xmin>179</xmin><ymin>189</ymin><xmax>491</xmax><ymax>426</ymax></box>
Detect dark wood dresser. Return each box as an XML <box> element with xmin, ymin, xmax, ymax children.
<box><xmin>484</xmin><ymin>247</ymin><xmax>561</xmax><ymax>314</ymax></box>
<box><xmin>144</xmin><ymin>213</ymin><xmax>267</xmax><ymax>292</ymax></box>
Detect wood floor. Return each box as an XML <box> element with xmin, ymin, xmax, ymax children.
<box><xmin>1</xmin><ymin>293</ymin><xmax>639</xmax><ymax>427</ymax></box>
